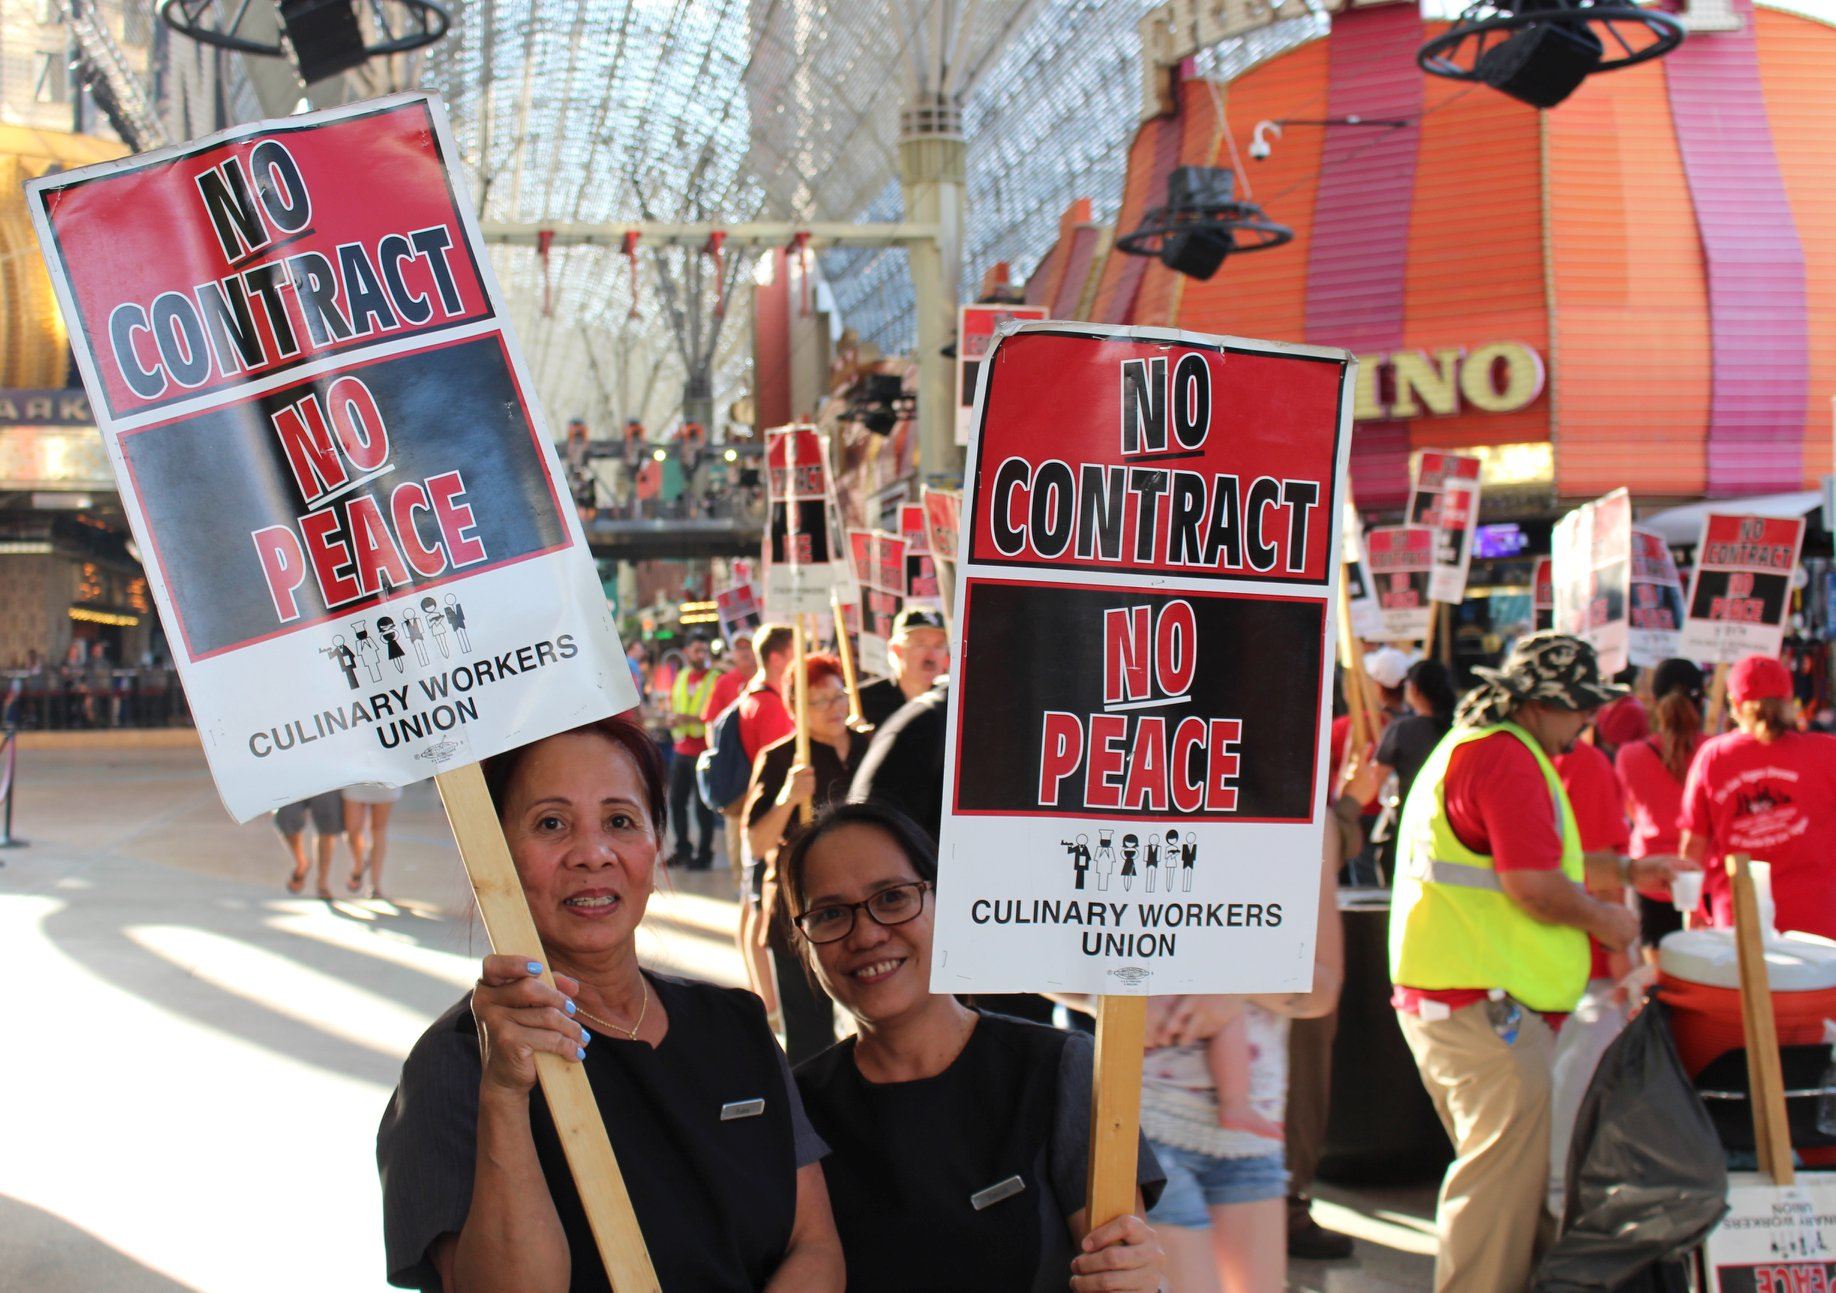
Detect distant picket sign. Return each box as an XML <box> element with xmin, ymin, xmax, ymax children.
<box><xmin>1680</xmin><ymin>514</ymin><xmax>1807</xmax><ymax>665</ymax></box>
<box><xmin>848</xmin><ymin>529</ymin><xmax>905</xmax><ymax>676</ymax></box>
<box><xmin>1365</xmin><ymin>526</ymin><xmax>1434</xmax><ymax>644</ymax></box>
<box><xmin>1409</xmin><ymin>451</ymin><xmax>1482</xmax><ymax>605</ymax></box>
<box><xmin>956</xmin><ymin>304</ymin><xmax>1049</xmax><ymax>445</ymax></box>
<box><xmin>1341</xmin><ymin>501</ymin><xmax>1382</xmax><ymax>640</ymax></box>
<box><xmin>1554</xmin><ymin>488</ymin><xmax>1633</xmax><ymax>676</ymax></box>
<box><xmin>24</xmin><ymin>94</ymin><xmax>635</xmax><ymax>822</ymax></box>
<box><xmin>763</xmin><ymin>425</ymin><xmax>850</xmax><ymax>615</ymax></box>
<box><xmin>714</xmin><ymin>582</ymin><xmax>762</xmax><ymax>644</ymax></box>
<box><xmin>933</xmin><ymin>320</ymin><xmax>1355</xmax><ymax>997</ymax></box>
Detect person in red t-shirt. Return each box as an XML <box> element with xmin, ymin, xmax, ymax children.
<box><xmin>1681</xmin><ymin>654</ymin><xmax>1836</xmax><ymax>941</ymax></box>
<box><xmin>1555</xmin><ymin>732</ymin><xmax>1632</xmax><ymax>985</ymax></box>
<box><xmin>1389</xmin><ymin>632</ymin><xmax>1662</xmax><ymax>1293</ymax></box>
<box><xmin>732</xmin><ymin>623</ymin><xmax>797</xmax><ymax>1013</ymax></box>
<box><xmin>1617</xmin><ymin>658</ymin><xmax>1705</xmax><ymax>952</ymax></box>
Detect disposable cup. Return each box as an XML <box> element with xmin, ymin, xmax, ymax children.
<box><xmin>1670</xmin><ymin>869</ymin><xmax>1704</xmax><ymax>914</ymax></box>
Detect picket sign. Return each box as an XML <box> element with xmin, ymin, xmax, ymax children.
<box><xmin>938</xmin><ymin>319</ymin><xmax>1356</xmax><ymax>1228</ymax></box>
<box><xmin>23</xmin><ymin>94</ymin><xmax>656</xmax><ymax>1284</ymax></box>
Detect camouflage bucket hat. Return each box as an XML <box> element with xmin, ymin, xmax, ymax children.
<box><xmin>1455</xmin><ymin>630</ymin><xmax>1629</xmax><ymax>729</ymax></box>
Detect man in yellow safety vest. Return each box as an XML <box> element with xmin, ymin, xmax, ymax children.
<box><xmin>1389</xmin><ymin>631</ymin><xmax>1673</xmax><ymax>1293</ymax></box>
<box><xmin>668</xmin><ymin>635</ymin><xmax>720</xmax><ymax>868</ymax></box>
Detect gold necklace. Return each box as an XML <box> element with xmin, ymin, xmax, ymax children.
<box><xmin>574</xmin><ymin>976</ymin><xmax>650</xmax><ymax>1040</ymax></box>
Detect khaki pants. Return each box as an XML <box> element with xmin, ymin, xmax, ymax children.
<box><xmin>1398</xmin><ymin>1002</ymin><xmax>1555</xmax><ymax>1293</ymax></box>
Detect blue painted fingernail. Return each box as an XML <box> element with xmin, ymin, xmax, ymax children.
<box><xmin>525</xmin><ymin>961</ymin><xmax>543</xmax><ymax>974</ymax></box>
<box><xmin>564</xmin><ymin>999</ymin><xmax>576</xmax><ymax>1015</ymax></box>
<box><xmin>576</xmin><ymin>1047</ymin><xmax>587</xmax><ymax>1061</ymax></box>
<box><xmin>580</xmin><ymin>1029</ymin><xmax>591</xmax><ymax>1043</ymax></box>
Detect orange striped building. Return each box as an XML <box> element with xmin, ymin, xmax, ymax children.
<box><xmin>1027</xmin><ymin>0</ymin><xmax>1836</xmax><ymax>515</ymax></box>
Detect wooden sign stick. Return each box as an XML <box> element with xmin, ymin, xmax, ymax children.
<box><xmin>793</xmin><ymin>614</ymin><xmax>812</xmax><ymax>826</ymax></box>
<box><xmin>1084</xmin><ymin>994</ymin><xmax>1148</xmax><ymax>1228</ymax></box>
<box><xmin>1706</xmin><ymin>663</ymin><xmax>1731</xmax><ymax>736</ymax></box>
<box><xmin>1422</xmin><ymin>599</ymin><xmax>1441</xmax><ymax>665</ymax></box>
<box><xmin>1335</xmin><ymin>575</ymin><xmax>1374</xmax><ymax>753</ymax></box>
<box><xmin>832</xmin><ymin>590</ymin><xmax>863</xmax><ymax>725</ymax></box>
<box><xmin>435</xmin><ymin>762</ymin><xmax>661</xmax><ymax>1290</ymax></box>
<box><xmin>1728</xmin><ymin>851</ymin><xmax>1795</xmax><ymax>1185</ymax></box>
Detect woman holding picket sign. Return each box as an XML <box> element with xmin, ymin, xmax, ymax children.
<box><xmin>779</xmin><ymin>800</ymin><xmax>1169</xmax><ymax>1292</ymax></box>
<box><xmin>376</xmin><ymin>712</ymin><xmax>844</xmax><ymax>1291</ymax></box>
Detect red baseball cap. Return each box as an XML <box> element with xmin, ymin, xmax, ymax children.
<box><xmin>1728</xmin><ymin>655</ymin><xmax>1792</xmax><ymax>704</ymax></box>
<box><xmin>1595</xmin><ymin>696</ymin><xmax>1649</xmax><ymax>748</ymax></box>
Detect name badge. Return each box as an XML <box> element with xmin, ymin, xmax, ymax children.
<box><xmin>721</xmin><ymin>1098</ymin><xmax>766</xmax><ymax>1121</ymax></box>
<box><xmin>970</xmin><ymin>1175</ymin><xmax>1026</xmax><ymax>1211</ymax></box>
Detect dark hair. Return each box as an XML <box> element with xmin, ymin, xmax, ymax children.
<box><xmin>777</xmin><ymin>801</ymin><xmax>940</xmax><ymax>923</ymax></box>
<box><xmin>1406</xmin><ymin>659</ymin><xmax>1457</xmax><ymax>725</ymax></box>
<box><xmin>479</xmin><ymin>709</ymin><xmax>668</xmax><ymax>836</ymax></box>
<box><xmin>1652</xmin><ymin>681</ymin><xmax>1703</xmax><ymax>783</ymax></box>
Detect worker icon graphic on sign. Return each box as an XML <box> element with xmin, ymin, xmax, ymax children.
<box><xmin>444</xmin><ymin>593</ymin><xmax>472</xmax><ymax>653</ymax></box>
<box><xmin>353</xmin><ymin>622</ymin><xmax>383</xmax><ymax>682</ymax></box>
<box><xmin>1120</xmin><ymin>834</ymin><xmax>1139</xmax><ymax>891</ymax></box>
<box><xmin>1181</xmin><ymin>832</ymin><xmax>1198</xmax><ymax>891</ymax></box>
<box><xmin>321</xmin><ymin>633</ymin><xmax>359</xmax><ymax>690</ymax></box>
<box><xmin>403</xmin><ymin>611</ymin><xmax>429</xmax><ymax>666</ymax></box>
<box><xmin>377</xmin><ymin>616</ymin><xmax>408</xmax><ymax>673</ymax></box>
<box><xmin>1061</xmin><ymin>834</ymin><xmax>1092</xmax><ymax>890</ymax></box>
<box><xmin>1095</xmin><ymin>829</ymin><xmax>1116</xmax><ymax>892</ymax></box>
<box><xmin>422</xmin><ymin>596</ymin><xmax>450</xmax><ymax>658</ymax></box>
<box><xmin>1144</xmin><ymin>835</ymin><xmax>1161</xmax><ymax>893</ymax></box>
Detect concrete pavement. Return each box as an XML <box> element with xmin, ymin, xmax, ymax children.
<box><xmin>0</xmin><ymin>739</ymin><xmax>1433</xmax><ymax>1291</ymax></box>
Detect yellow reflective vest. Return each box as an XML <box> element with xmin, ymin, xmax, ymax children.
<box><xmin>670</xmin><ymin>668</ymin><xmax>718</xmax><ymax>744</ymax></box>
<box><xmin>1388</xmin><ymin>721</ymin><xmax>1589</xmax><ymax>1014</ymax></box>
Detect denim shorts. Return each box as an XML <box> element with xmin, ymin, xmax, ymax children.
<box><xmin>1146</xmin><ymin>1142</ymin><xmax>1288</xmax><ymax>1226</ymax></box>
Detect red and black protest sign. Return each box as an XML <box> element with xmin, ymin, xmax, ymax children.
<box><xmin>900</xmin><ymin>503</ymin><xmax>941</xmax><ymax>609</ymax></box>
<box><xmin>1408</xmin><ymin>451</ymin><xmax>1481</xmax><ymax>605</ymax></box>
<box><xmin>24</xmin><ymin>93</ymin><xmax>631</xmax><ymax>822</ymax></box>
<box><xmin>1365</xmin><ymin>525</ymin><xmax>1433</xmax><ymax>643</ymax></box>
<box><xmin>847</xmin><ymin>529</ymin><xmax>905</xmax><ymax>674</ymax></box>
<box><xmin>1681</xmin><ymin>514</ymin><xmax>1806</xmax><ymax>664</ymax></box>
<box><xmin>935</xmin><ymin>322</ymin><xmax>1354</xmax><ymax>997</ymax></box>
<box><xmin>715</xmin><ymin>582</ymin><xmax>762</xmax><ymax>643</ymax></box>
<box><xmin>1629</xmin><ymin>528</ymin><xmax>1685</xmax><ymax>665</ymax></box>
<box><xmin>921</xmin><ymin>485</ymin><xmax>962</xmax><ymax>565</ymax></box>
<box><xmin>764</xmin><ymin>425</ymin><xmax>848</xmax><ymax>614</ymax></box>
<box><xmin>1554</xmin><ymin>489</ymin><xmax>1632</xmax><ymax>674</ymax></box>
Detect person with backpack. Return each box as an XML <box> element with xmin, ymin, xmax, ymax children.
<box><xmin>710</xmin><ymin>623</ymin><xmax>797</xmax><ymax>1016</ymax></box>
<box><xmin>697</xmin><ymin>632</ymin><xmax>758</xmax><ymax>873</ymax></box>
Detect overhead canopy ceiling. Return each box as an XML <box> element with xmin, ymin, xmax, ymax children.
<box><xmin>416</xmin><ymin>0</ymin><xmax>1036</xmax><ymax>436</ymax></box>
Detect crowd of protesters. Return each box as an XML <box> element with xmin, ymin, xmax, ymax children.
<box><xmin>354</xmin><ymin>593</ymin><xmax>1836</xmax><ymax>1293</ymax></box>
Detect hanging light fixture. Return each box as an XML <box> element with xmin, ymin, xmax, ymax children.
<box><xmin>1418</xmin><ymin>0</ymin><xmax>1683</xmax><ymax>109</ymax></box>
<box><xmin>1114</xmin><ymin>167</ymin><xmax>1292</xmax><ymax>282</ymax></box>
<box><xmin>157</xmin><ymin>0</ymin><xmax>449</xmax><ymax>85</ymax></box>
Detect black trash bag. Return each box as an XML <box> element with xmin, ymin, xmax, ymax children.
<box><xmin>1532</xmin><ymin>994</ymin><xmax>1729</xmax><ymax>1292</ymax></box>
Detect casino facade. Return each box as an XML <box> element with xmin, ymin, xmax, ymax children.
<box><xmin>1008</xmin><ymin>0</ymin><xmax>1836</xmax><ymax>658</ymax></box>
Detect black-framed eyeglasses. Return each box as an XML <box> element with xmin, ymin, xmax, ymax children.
<box><xmin>793</xmin><ymin>881</ymin><xmax>932</xmax><ymax>944</ymax></box>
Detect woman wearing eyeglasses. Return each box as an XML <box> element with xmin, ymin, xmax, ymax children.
<box><xmin>745</xmin><ymin>652</ymin><xmax>865</xmax><ymax>1064</ymax></box>
<box><xmin>782</xmin><ymin>801</ymin><xmax>1168</xmax><ymax>1293</ymax></box>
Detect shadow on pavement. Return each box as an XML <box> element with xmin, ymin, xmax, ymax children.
<box><xmin>0</xmin><ymin>1195</ymin><xmax>195</xmax><ymax>1292</ymax></box>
